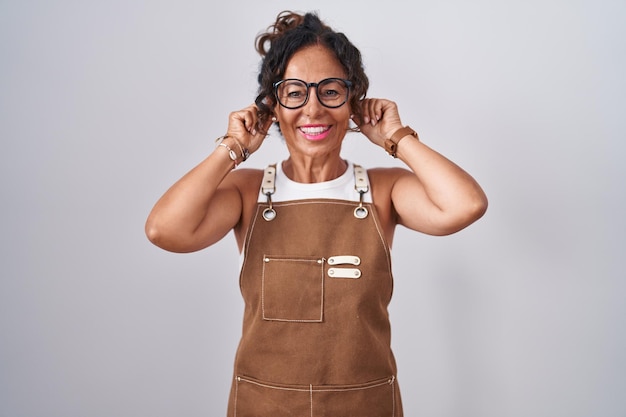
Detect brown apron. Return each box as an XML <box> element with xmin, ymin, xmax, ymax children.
<box><xmin>227</xmin><ymin>165</ymin><xmax>403</xmax><ymax>417</ymax></box>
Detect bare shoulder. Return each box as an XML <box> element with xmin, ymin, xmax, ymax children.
<box><xmin>227</xmin><ymin>167</ymin><xmax>264</xmax><ymax>190</ymax></box>
<box><xmin>367</xmin><ymin>166</ymin><xmax>417</xmax><ymax>203</ymax></box>
<box><xmin>225</xmin><ymin>167</ymin><xmax>264</xmax><ymax>206</ymax></box>
<box><xmin>367</xmin><ymin>166</ymin><xmax>412</xmax><ymax>187</ymax></box>
<box><xmin>367</xmin><ymin>166</ymin><xmax>416</xmax><ymax>204</ymax></box>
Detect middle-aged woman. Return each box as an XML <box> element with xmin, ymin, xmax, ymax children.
<box><xmin>146</xmin><ymin>10</ymin><xmax>487</xmax><ymax>417</ymax></box>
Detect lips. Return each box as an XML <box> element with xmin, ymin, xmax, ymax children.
<box><xmin>299</xmin><ymin>125</ymin><xmax>331</xmax><ymax>141</ymax></box>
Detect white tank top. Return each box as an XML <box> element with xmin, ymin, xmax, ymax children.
<box><xmin>256</xmin><ymin>160</ymin><xmax>373</xmax><ymax>203</ymax></box>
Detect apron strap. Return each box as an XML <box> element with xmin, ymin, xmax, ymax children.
<box><xmin>261</xmin><ymin>164</ymin><xmax>277</xmax><ymax>195</ymax></box>
<box><xmin>353</xmin><ymin>164</ymin><xmax>370</xmax><ymax>219</ymax></box>
<box><xmin>353</xmin><ymin>164</ymin><xmax>369</xmax><ymax>194</ymax></box>
<box><xmin>261</xmin><ymin>163</ymin><xmax>370</xmax><ymax>220</ymax></box>
<box><xmin>261</xmin><ymin>164</ymin><xmax>277</xmax><ymax>221</ymax></box>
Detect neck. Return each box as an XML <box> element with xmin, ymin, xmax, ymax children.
<box><xmin>282</xmin><ymin>155</ymin><xmax>347</xmax><ymax>183</ymax></box>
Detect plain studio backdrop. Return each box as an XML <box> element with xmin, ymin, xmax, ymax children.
<box><xmin>1</xmin><ymin>1</ymin><xmax>624</xmax><ymax>416</ymax></box>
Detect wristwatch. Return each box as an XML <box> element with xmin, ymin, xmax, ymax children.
<box><xmin>384</xmin><ymin>126</ymin><xmax>418</xmax><ymax>158</ymax></box>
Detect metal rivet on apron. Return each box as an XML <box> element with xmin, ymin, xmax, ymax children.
<box><xmin>263</xmin><ymin>208</ymin><xmax>276</xmax><ymax>221</ymax></box>
<box><xmin>354</xmin><ymin>206</ymin><xmax>368</xmax><ymax>219</ymax></box>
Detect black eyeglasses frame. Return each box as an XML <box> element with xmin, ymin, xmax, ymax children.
<box><xmin>273</xmin><ymin>78</ymin><xmax>353</xmax><ymax>110</ymax></box>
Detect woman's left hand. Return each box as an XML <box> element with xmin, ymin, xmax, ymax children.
<box><xmin>357</xmin><ymin>98</ymin><xmax>405</xmax><ymax>148</ymax></box>
<box><xmin>357</xmin><ymin>100</ymin><xmax>488</xmax><ymax>238</ymax></box>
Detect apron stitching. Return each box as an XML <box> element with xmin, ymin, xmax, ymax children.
<box><xmin>263</xmin><ymin>256</ymin><xmax>323</xmax><ymax>262</ymax></box>
<box><xmin>391</xmin><ymin>377</ymin><xmax>395</xmax><ymax>417</ymax></box>
<box><xmin>237</xmin><ymin>375</ymin><xmax>395</xmax><ymax>391</ymax></box>
<box><xmin>268</xmin><ymin>200</ymin><xmax>359</xmax><ymax>208</ymax></box>
<box><xmin>368</xmin><ymin>203</ymin><xmax>395</xmax><ymax>299</ymax></box>
<box><xmin>313</xmin><ymin>379</ymin><xmax>394</xmax><ymax>392</ymax></box>
<box><xmin>235</xmin><ymin>377</ymin><xmax>309</xmax><ymax>392</ymax></box>
<box><xmin>233</xmin><ymin>376</ymin><xmax>239</xmax><ymax>417</ymax></box>
<box><xmin>239</xmin><ymin>204</ymin><xmax>263</xmax><ymax>289</ymax></box>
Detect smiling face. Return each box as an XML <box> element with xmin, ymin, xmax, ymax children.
<box><xmin>274</xmin><ymin>44</ymin><xmax>352</xmax><ymax>161</ymax></box>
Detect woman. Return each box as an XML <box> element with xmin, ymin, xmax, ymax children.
<box><xmin>146</xmin><ymin>10</ymin><xmax>487</xmax><ymax>417</ymax></box>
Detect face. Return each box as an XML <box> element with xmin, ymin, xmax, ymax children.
<box><xmin>274</xmin><ymin>45</ymin><xmax>352</xmax><ymax>160</ymax></box>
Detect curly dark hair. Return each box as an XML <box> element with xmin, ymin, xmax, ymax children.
<box><xmin>254</xmin><ymin>11</ymin><xmax>369</xmax><ymax>133</ymax></box>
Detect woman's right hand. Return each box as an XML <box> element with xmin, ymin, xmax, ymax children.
<box><xmin>225</xmin><ymin>104</ymin><xmax>273</xmax><ymax>155</ymax></box>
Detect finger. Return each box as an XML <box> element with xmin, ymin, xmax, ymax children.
<box><xmin>241</xmin><ymin>108</ymin><xmax>257</xmax><ymax>135</ymax></box>
<box><xmin>361</xmin><ymin>99</ymin><xmax>382</xmax><ymax>126</ymax></box>
<box><xmin>358</xmin><ymin>99</ymin><xmax>372</xmax><ymax>125</ymax></box>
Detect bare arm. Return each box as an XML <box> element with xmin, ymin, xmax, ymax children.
<box><xmin>145</xmin><ymin>151</ymin><xmax>243</xmax><ymax>253</ymax></box>
<box><xmin>359</xmin><ymin>99</ymin><xmax>488</xmax><ymax>236</ymax></box>
<box><xmin>145</xmin><ymin>104</ymin><xmax>271</xmax><ymax>253</ymax></box>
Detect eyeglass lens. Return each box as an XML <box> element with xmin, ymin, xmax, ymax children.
<box><xmin>276</xmin><ymin>78</ymin><xmax>349</xmax><ymax>109</ymax></box>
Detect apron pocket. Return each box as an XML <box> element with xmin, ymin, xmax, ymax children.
<box><xmin>234</xmin><ymin>376</ymin><xmax>311</xmax><ymax>417</ymax></box>
<box><xmin>262</xmin><ymin>255</ymin><xmax>325</xmax><ymax>322</ymax></box>
<box><xmin>234</xmin><ymin>375</ymin><xmax>397</xmax><ymax>417</ymax></box>
<box><xmin>312</xmin><ymin>377</ymin><xmax>397</xmax><ymax>417</ymax></box>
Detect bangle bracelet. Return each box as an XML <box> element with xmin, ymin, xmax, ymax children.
<box><xmin>229</xmin><ymin>136</ymin><xmax>250</xmax><ymax>162</ymax></box>
<box><xmin>218</xmin><ymin>142</ymin><xmax>239</xmax><ymax>167</ymax></box>
<box><xmin>215</xmin><ymin>134</ymin><xmax>249</xmax><ymax>163</ymax></box>
<box><xmin>384</xmin><ymin>126</ymin><xmax>419</xmax><ymax>158</ymax></box>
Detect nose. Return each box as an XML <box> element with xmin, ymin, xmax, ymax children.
<box><xmin>303</xmin><ymin>85</ymin><xmax>324</xmax><ymax>116</ymax></box>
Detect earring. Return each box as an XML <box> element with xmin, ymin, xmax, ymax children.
<box><xmin>271</xmin><ymin>116</ymin><xmax>277</xmax><ymax>122</ymax></box>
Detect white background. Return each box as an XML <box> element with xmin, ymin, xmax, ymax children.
<box><xmin>1</xmin><ymin>1</ymin><xmax>624</xmax><ymax>416</ymax></box>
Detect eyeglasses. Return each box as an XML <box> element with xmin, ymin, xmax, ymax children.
<box><xmin>273</xmin><ymin>78</ymin><xmax>352</xmax><ymax>109</ymax></box>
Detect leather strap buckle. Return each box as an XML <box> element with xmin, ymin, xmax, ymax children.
<box><xmin>384</xmin><ymin>126</ymin><xmax>418</xmax><ymax>158</ymax></box>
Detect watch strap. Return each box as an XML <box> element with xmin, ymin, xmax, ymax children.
<box><xmin>384</xmin><ymin>126</ymin><xmax>418</xmax><ymax>158</ymax></box>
